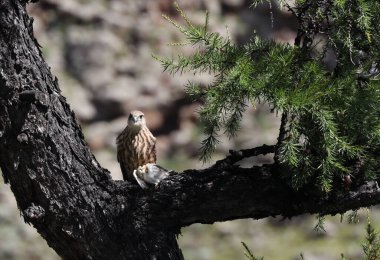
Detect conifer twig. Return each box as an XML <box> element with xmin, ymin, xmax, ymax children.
<box><xmin>274</xmin><ymin>111</ymin><xmax>288</xmax><ymax>164</ymax></box>
<box><xmin>213</xmin><ymin>144</ymin><xmax>276</xmax><ymax>168</ymax></box>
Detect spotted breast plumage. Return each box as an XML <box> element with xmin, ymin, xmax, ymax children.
<box><xmin>116</xmin><ymin>111</ymin><xmax>157</xmax><ymax>182</ymax></box>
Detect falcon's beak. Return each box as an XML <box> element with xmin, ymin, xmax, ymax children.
<box><xmin>133</xmin><ymin>116</ymin><xmax>139</xmax><ymax>123</ymax></box>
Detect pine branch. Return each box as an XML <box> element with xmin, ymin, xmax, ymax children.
<box><xmin>158</xmin><ymin>1</ymin><xmax>380</xmax><ymax>193</ymax></box>
<box><xmin>213</xmin><ymin>144</ymin><xmax>276</xmax><ymax>168</ymax></box>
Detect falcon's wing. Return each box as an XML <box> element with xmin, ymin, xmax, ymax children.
<box><xmin>116</xmin><ymin>131</ymin><xmax>131</xmax><ymax>180</ymax></box>
<box><xmin>117</xmin><ymin>149</ymin><xmax>128</xmax><ymax>176</ymax></box>
<box><xmin>151</xmin><ymin>136</ymin><xmax>157</xmax><ymax>163</ymax></box>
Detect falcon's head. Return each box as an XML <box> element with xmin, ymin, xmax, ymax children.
<box><xmin>128</xmin><ymin>110</ymin><xmax>146</xmax><ymax>129</ymax></box>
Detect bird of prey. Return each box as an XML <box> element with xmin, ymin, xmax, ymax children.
<box><xmin>117</xmin><ymin>110</ymin><xmax>168</xmax><ymax>188</ymax></box>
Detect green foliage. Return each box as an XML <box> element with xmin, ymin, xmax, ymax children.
<box><xmin>348</xmin><ymin>210</ymin><xmax>360</xmax><ymax>224</ymax></box>
<box><xmin>313</xmin><ymin>215</ymin><xmax>327</xmax><ymax>233</ymax></box>
<box><xmin>241</xmin><ymin>213</ymin><xmax>380</xmax><ymax>259</ymax></box>
<box><xmin>241</xmin><ymin>242</ymin><xmax>264</xmax><ymax>260</ymax></box>
<box><xmin>158</xmin><ymin>1</ymin><xmax>380</xmax><ymax>191</ymax></box>
<box><xmin>362</xmin><ymin>221</ymin><xmax>380</xmax><ymax>259</ymax></box>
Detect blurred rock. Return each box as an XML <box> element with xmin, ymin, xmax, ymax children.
<box><xmin>144</xmin><ymin>110</ymin><xmax>164</xmax><ymax>131</ymax></box>
<box><xmin>61</xmin><ymin>78</ymin><xmax>96</xmax><ymax>122</ymax></box>
<box><xmin>222</xmin><ymin>0</ymin><xmax>245</xmax><ymax>7</ymax></box>
<box><xmin>64</xmin><ymin>27</ymin><xmax>122</xmax><ymax>92</ymax></box>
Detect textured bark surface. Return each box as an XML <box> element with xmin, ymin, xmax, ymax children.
<box><xmin>1</xmin><ymin>1</ymin><xmax>380</xmax><ymax>260</ymax></box>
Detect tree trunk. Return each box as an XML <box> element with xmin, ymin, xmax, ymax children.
<box><xmin>0</xmin><ymin>1</ymin><xmax>183</xmax><ymax>259</ymax></box>
<box><xmin>1</xmin><ymin>1</ymin><xmax>380</xmax><ymax>259</ymax></box>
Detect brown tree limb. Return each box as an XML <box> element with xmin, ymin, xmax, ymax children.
<box><xmin>1</xmin><ymin>1</ymin><xmax>380</xmax><ymax>260</ymax></box>
<box><xmin>145</xmin><ymin>166</ymin><xmax>380</xmax><ymax>228</ymax></box>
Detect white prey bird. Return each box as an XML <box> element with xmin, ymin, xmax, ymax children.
<box><xmin>133</xmin><ymin>163</ymin><xmax>171</xmax><ymax>189</ymax></box>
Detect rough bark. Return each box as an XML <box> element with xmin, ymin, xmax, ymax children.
<box><xmin>0</xmin><ymin>1</ymin><xmax>380</xmax><ymax>260</ymax></box>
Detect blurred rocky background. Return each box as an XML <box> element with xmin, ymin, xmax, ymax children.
<box><xmin>0</xmin><ymin>0</ymin><xmax>379</xmax><ymax>259</ymax></box>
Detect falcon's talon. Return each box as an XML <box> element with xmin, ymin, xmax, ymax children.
<box><xmin>133</xmin><ymin>169</ymin><xmax>148</xmax><ymax>189</ymax></box>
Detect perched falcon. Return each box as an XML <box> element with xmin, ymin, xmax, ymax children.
<box><xmin>116</xmin><ymin>110</ymin><xmax>157</xmax><ymax>183</ymax></box>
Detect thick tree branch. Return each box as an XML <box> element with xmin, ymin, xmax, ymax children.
<box><xmin>144</xmin><ymin>165</ymin><xmax>380</xmax><ymax>228</ymax></box>
<box><xmin>1</xmin><ymin>1</ymin><xmax>380</xmax><ymax>259</ymax></box>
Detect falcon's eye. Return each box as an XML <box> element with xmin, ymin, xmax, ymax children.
<box><xmin>139</xmin><ymin>115</ymin><xmax>144</xmax><ymax>119</ymax></box>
